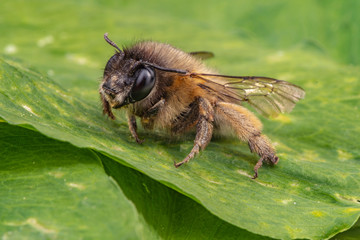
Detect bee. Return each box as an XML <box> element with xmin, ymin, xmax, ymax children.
<box><xmin>100</xmin><ymin>33</ymin><xmax>305</xmax><ymax>178</ymax></box>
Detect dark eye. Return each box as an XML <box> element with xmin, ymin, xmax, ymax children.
<box><xmin>130</xmin><ymin>67</ymin><xmax>155</xmax><ymax>102</ymax></box>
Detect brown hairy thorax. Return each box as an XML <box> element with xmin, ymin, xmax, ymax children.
<box><xmin>100</xmin><ymin>33</ymin><xmax>305</xmax><ymax>178</ymax></box>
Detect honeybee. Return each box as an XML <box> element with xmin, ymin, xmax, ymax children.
<box><xmin>100</xmin><ymin>33</ymin><xmax>305</xmax><ymax>178</ymax></box>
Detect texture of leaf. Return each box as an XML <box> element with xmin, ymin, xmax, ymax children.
<box><xmin>0</xmin><ymin>122</ymin><xmax>141</xmax><ymax>239</ymax></box>
<box><xmin>1</xmin><ymin>0</ymin><xmax>360</xmax><ymax>239</ymax></box>
<box><xmin>1</xmin><ymin>122</ymin><xmax>267</xmax><ymax>240</ymax></box>
<box><xmin>1</xmin><ymin>47</ymin><xmax>359</xmax><ymax>239</ymax></box>
<box><xmin>101</xmin><ymin>153</ymin><xmax>269</xmax><ymax>240</ymax></box>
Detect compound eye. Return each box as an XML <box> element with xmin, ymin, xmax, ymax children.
<box><xmin>130</xmin><ymin>67</ymin><xmax>155</xmax><ymax>102</ymax></box>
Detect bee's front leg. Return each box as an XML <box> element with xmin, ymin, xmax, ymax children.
<box><xmin>174</xmin><ymin>98</ymin><xmax>214</xmax><ymax>167</ymax></box>
<box><xmin>127</xmin><ymin>113</ymin><xmax>144</xmax><ymax>144</ymax></box>
<box><xmin>100</xmin><ymin>91</ymin><xmax>115</xmax><ymax>119</ymax></box>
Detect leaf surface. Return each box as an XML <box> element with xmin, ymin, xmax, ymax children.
<box><xmin>0</xmin><ymin>123</ymin><xmax>141</xmax><ymax>239</ymax></box>
<box><xmin>0</xmin><ymin>50</ymin><xmax>359</xmax><ymax>239</ymax></box>
<box><xmin>1</xmin><ymin>0</ymin><xmax>360</xmax><ymax>238</ymax></box>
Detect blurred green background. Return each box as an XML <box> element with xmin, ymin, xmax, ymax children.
<box><xmin>2</xmin><ymin>0</ymin><xmax>360</xmax><ymax>97</ymax></box>
<box><xmin>1</xmin><ymin>0</ymin><xmax>360</xmax><ymax>239</ymax></box>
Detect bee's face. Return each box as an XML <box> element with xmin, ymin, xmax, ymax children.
<box><xmin>100</xmin><ymin>53</ymin><xmax>156</xmax><ymax>109</ymax></box>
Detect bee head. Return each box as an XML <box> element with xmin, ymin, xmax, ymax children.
<box><xmin>100</xmin><ymin>33</ymin><xmax>156</xmax><ymax>117</ymax></box>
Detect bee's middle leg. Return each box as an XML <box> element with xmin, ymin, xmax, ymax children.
<box><xmin>174</xmin><ymin>98</ymin><xmax>214</xmax><ymax>167</ymax></box>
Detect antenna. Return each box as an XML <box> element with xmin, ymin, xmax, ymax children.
<box><xmin>104</xmin><ymin>33</ymin><xmax>122</xmax><ymax>53</ymax></box>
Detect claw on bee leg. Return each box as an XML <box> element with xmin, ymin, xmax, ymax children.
<box><xmin>174</xmin><ymin>145</ymin><xmax>200</xmax><ymax>168</ymax></box>
<box><xmin>135</xmin><ymin>137</ymin><xmax>145</xmax><ymax>144</ymax></box>
<box><xmin>174</xmin><ymin>97</ymin><xmax>213</xmax><ymax>168</ymax></box>
<box><xmin>252</xmin><ymin>157</ymin><xmax>264</xmax><ymax>179</ymax></box>
<box><xmin>127</xmin><ymin>113</ymin><xmax>144</xmax><ymax>144</ymax></box>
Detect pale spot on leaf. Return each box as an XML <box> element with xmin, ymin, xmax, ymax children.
<box><xmin>280</xmin><ymin>199</ymin><xmax>293</xmax><ymax>204</ymax></box>
<box><xmin>343</xmin><ymin>208</ymin><xmax>360</xmax><ymax>213</ymax></box>
<box><xmin>67</xmin><ymin>182</ymin><xmax>86</xmax><ymax>190</ymax></box>
<box><xmin>65</xmin><ymin>53</ymin><xmax>99</xmax><ymax>67</ymax></box>
<box><xmin>337</xmin><ymin>149</ymin><xmax>353</xmax><ymax>161</ymax></box>
<box><xmin>4</xmin><ymin>44</ymin><xmax>17</xmax><ymax>54</ymax></box>
<box><xmin>66</xmin><ymin>53</ymin><xmax>88</xmax><ymax>65</ymax></box>
<box><xmin>299</xmin><ymin>150</ymin><xmax>326</xmax><ymax>163</ymax></box>
<box><xmin>273</xmin><ymin>114</ymin><xmax>292</xmax><ymax>124</ymax></box>
<box><xmin>236</xmin><ymin>169</ymin><xmax>252</xmax><ymax>178</ymax></box>
<box><xmin>290</xmin><ymin>182</ymin><xmax>299</xmax><ymax>187</ymax></box>
<box><xmin>178</xmin><ymin>172</ymin><xmax>191</xmax><ymax>179</ymax></box>
<box><xmin>255</xmin><ymin>180</ymin><xmax>278</xmax><ymax>188</ymax></box>
<box><xmin>48</xmin><ymin>171</ymin><xmax>64</xmax><ymax>178</ymax></box>
<box><xmin>22</xmin><ymin>105</ymin><xmax>38</xmax><ymax>117</ymax></box>
<box><xmin>207</xmin><ymin>179</ymin><xmax>222</xmax><ymax>185</ymax></box>
<box><xmin>160</xmin><ymin>164</ymin><xmax>170</xmax><ymax>170</ymax></box>
<box><xmin>37</xmin><ymin>35</ymin><xmax>54</xmax><ymax>47</ymax></box>
<box><xmin>4</xmin><ymin>218</ymin><xmax>57</xmax><ymax>234</ymax></box>
<box><xmin>311</xmin><ymin>210</ymin><xmax>325</xmax><ymax>217</ymax></box>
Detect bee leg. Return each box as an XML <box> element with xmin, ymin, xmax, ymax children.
<box><xmin>100</xmin><ymin>92</ymin><xmax>115</xmax><ymax>119</ymax></box>
<box><xmin>252</xmin><ymin>156</ymin><xmax>264</xmax><ymax>179</ymax></box>
<box><xmin>127</xmin><ymin>113</ymin><xmax>144</xmax><ymax>144</ymax></box>
<box><xmin>174</xmin><ymin>98</ymin><xmax>214</xmax><ymax>167</ymax></box>
<box><xmin>145</xmin><ymin>98</ymin><xmax>165</xmax><ymax>117</ymax></box>
<box><xmin>140</xmin><ymin>98</ymin><xmax>166</xmax><ymax>130</ymax></box>
<box><xmin>249</xmin><ymin>135</ymin><xmax>278</xmax><ymax>179</ymax></box>
<box><xmin>215</xmin><ymin>102</ymin><xmax>278</xmax><ymax>178</ymax></box>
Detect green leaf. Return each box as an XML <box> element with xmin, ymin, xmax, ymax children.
<box><xmin>1</xmin><ymin>1</ymin><xmax>360</xmax><ymax>239</ymax></box>
<box><xmin>1</xmin><ymin>122</ymin><xmax>267</xmax><ymax>240</ymax></box>
<box><xmin>0</xmin><ymin>122</ymin><xmax>141</xmax><ymax>239</ymax></box>
<box><xmin>1</xmin><ymin>46</ymin><xmax>359</xmax><ymax>239</ymax></box>
<box><xmin>100</xmin><ymin>152</ymin><xmax>269</xmax><ymax>240</ymax></box>
<box><xmin>332</xmin><ymin>220</ymin><xmax>360</xmax><ymax>240</ymax></box>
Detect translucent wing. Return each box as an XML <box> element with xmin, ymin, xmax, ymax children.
<box><xmin>190</xmin><ymin>73</ymin><xmax>305</xmax><ymax>118</ymax></box>
<box><xmin>189</xmin><ymin>51</ymin><xmax>215</xmax><ymax>60</ymax></box>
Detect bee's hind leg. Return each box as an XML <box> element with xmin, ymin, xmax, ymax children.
<box><xmin>174</xmin><ymin>98</ymin><xmax>214</xmax><ymax>167</ymax></box>
<box><xmin>215</xmin><ymin>102</ymin><xmax>278</xmax><ymax>178</ymax></box>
